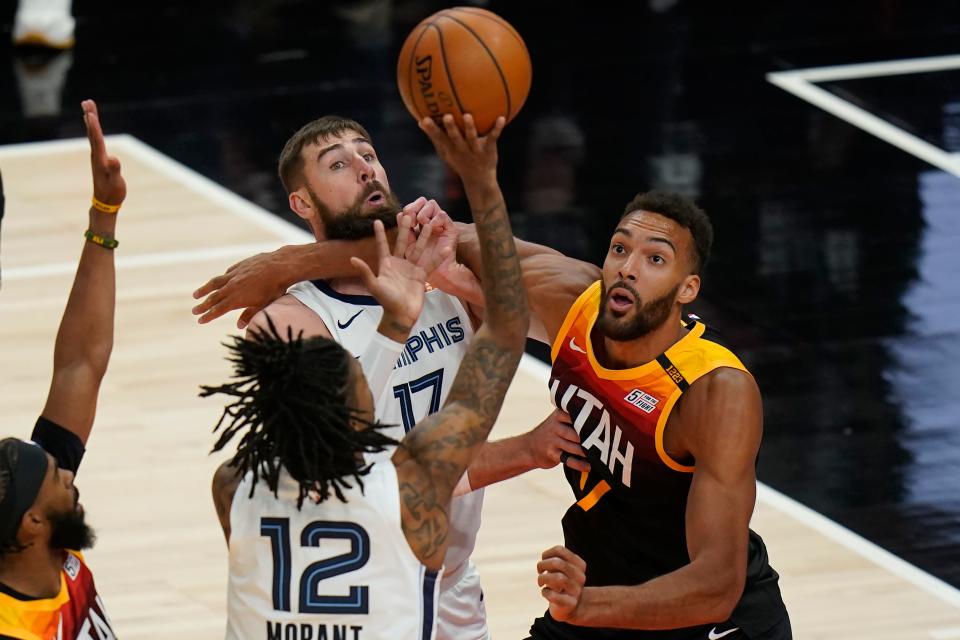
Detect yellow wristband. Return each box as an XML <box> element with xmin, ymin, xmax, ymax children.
<box><xmin>91</xmin><ymin>196</ymin><xmax>121</xmax><ymax>214</ymax></box>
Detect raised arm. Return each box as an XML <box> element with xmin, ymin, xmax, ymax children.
<box><xmin>538</xmin><ymin>368</ymin><xmax>761</xmax><ymax>629</ymax></box>
<box><xmin>39</xmin><ymin>100</ymin><xmax>125</xmax><ymax>447</ymax></box>
<box><xmin>392</xmin><ymin>114</ymin><xmax>529</xmax><ymax>569</ymax></box>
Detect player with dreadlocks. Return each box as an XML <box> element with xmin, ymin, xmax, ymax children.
<box><xmin>205</xmin><ymin>114</ymin><xmax>529</xmax><ymax>640</ymax></box>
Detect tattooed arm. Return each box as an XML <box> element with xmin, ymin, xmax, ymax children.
<box><xmin>392</xmin><ymin>114</ymin><xmax>529</xmax><ymax>569</ymax></box>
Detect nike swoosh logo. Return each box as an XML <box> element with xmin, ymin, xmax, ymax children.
<box><xmin>337</xmin><ymin>310</ymin><xmax>363</xmax><ymax>329</ymax></box>
<box><xmin>708</xmin><ymin>627</ymin><xmax>740</xmax><ymax>640</ymax></box>
<box><xmin>569</xmin><ymin>337</ymin><xmax>587</xmax><ymax>354</ymax></box>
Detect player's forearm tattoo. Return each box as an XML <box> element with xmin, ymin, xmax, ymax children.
<box><xmin>398</xmin><ymin>478</ymin><xmax>449</xmax><ymax>560</ymax></box>
<box><xmin>400</xmin><ymin>184</ymin><xmax>527</xmax><ymax>562</ymax></box>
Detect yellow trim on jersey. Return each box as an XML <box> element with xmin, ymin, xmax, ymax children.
<box><xmin>0</xmin><ymin>572</ymin><xmax>69</xmax><ymax>612</ymax></box>
<box><xmin>584</xmin><ymin>309</ymin><xmax>706</xmax><ymax>382</ymax></box>
<box><xmin>551</xmin><ymin>282</ymin><xmax>601</xmax><ymax>363</ymax></box>
<box><xmin>576</xmin><ymin>479</ymin><xmax>611</xmax><ymax>511</ymax></box>
<box><xmin>655</xmin><ymin>390</ymin><xmax>695</xmax><ymax>473</ymax></box>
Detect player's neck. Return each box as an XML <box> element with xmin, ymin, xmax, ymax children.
<box><xmin>0</xmin><ymin>543</ymin><xmax>63</xmax><ymax>599</ymax></box>
<box><xmin>595</xmin><ymin>313</ymin><xmax>687</xmax><ymax>370</ymax></box>
<box><xmin>327</xmin><ymin>277</ymin><xmax>372</xmax><ymax>297</ymax></box>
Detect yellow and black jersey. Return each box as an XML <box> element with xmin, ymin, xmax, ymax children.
<box><xmin>543</xmin><ymin>281</ymin><xmax>787</xmax><ymax>638</ymax></box>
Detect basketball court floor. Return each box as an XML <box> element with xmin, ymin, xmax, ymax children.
<box><xmin>2</xmin><ymin>1</ymin><xmax>960</xmax><ymax>638</ymax></box>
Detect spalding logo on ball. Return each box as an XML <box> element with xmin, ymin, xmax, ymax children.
<box><xmin>397</xmin><ymin>7</ymin><xmax>532</xmax><ymax>135</ymax></box>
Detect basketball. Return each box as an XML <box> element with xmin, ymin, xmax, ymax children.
<box><xmin>397</xmin><ymin>7</ymin><xmax>532</xmax><ymax>135</ymax></box>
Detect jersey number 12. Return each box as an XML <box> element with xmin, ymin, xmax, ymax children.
<box><xmin>260</xmin><ymin>518</ymin><xmax>370</xmax><ymax>614</ymax></box>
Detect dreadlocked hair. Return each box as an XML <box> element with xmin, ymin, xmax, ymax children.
<box><xmin>200</xmin><ymin>315</ymin><xmax>398</xmax><ymax>508</ymax></box>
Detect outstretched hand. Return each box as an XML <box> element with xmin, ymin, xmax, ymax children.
<box><xmin>82</xmin><ymin>99</ymin><xmax>125</xmax><ymax>207</ymax></box>
<box><xmin>350</xmin><ymin>215</ymin><xmax>439</xmax><ymax>337</ymax></box>
<box><xmin>419</xmin><ymin>113</ymin><xmax>505</xmax><ymax>186</ymax></box>
<box><xmin>192</xmin><ymin>250</ymin><xmax>290</xmax><ymax>328</ymax></box>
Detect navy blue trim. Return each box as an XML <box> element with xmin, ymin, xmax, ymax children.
<box><xmin>421</xmin><ymin>569</ymin><xmax>440</xmax><ymax>640</ymax></box>
<box><xmin>311</xmin><ymin>280</ymin><xmax>381</xmax><ymax>306</ymax></box>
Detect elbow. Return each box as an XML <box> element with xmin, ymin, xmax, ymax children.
<box><xmin>701</xmin><ymin>567</ymin><xmax>745</xmax><ymax>623</ymax></box>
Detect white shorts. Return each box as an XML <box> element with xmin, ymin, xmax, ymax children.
<box><xmin>437</xmin><ymin>560</ymin><xmax>489</xmax><ymax>640</ymax></box>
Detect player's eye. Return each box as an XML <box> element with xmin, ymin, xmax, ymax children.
<box><xmin>651</xmin><ymin>255</ymin><xmax>665</xmax><ymax>264</ymax></box>
<box><xmin>612</xmin><ymin>243</ymin><xmax>625</xmax><ymax>254</ymax></box>
<box><xmin>330</xmin><ymin>160</ymin><xmax>345</xmax><ymax>170</ymax></box>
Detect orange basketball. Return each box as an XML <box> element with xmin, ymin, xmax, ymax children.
<box><xmin>397</xmin><ymin>7</ymin><xmax>532</xmax><ymax>135</ymax></box>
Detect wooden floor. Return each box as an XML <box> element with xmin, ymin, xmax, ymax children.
<box><xmin>2</xmin><ymin>137</ymin><xmax>960</xmax><ymax>639</ymax></box>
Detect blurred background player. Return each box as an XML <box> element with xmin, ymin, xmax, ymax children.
<box><xmin>12</xmin><ymin>0</ymin><xmax>74</xmax><ymax>49</ymax></box>
<box><xmin>0</xmin><ymin>99</ymin><xmax>123</xmax><ymax>639</ymax></box>
<box><xmin>204</xmin><ymin>114</ymin><xmax>530</xmax><ymax>640</ymax></box>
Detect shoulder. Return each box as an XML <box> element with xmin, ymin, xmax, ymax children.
<box><xmin>247</xmin><ymin>294</ymin><xmax>330</xmax><ymax>339</ymax></box>
<box><xmin>680</xmin><ymin>368</ymin><xmax>762</xmax><ymax>462</ymax></box>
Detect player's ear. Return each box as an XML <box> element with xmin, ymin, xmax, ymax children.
<box><xmin>289</xmin><ymin>191</ymin><xmax>313</xmax><ymax>220</ymax></box>
<box><xmin>677</xmin><ymin>274</ymin><xmax>700</xmax><ymax>305</ymax></box>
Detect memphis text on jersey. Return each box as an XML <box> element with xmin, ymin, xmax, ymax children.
<box><xmin>393</xmin><ymin>317</ymin><xmax>465</xmax><ymax>369</ymax></box>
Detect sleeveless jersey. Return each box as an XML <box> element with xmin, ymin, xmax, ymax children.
<box><xmin>287</xmin><ymin>280</ymin><xmax>482</xmax><ymax>582</ymax></box>
<box><xmin>227</xmin><ymin>461</ymin><xmax>442</xmax><ymax>640</ymax></box>
<box><xmin>545</xmin><ymin>281</ymin><xmax>787</xmax><ymax>638</ymax></box>
<box><xmin>0</xmin><ymin>551</ymin><xmax>116</xmax><ymax>640</ymax></box>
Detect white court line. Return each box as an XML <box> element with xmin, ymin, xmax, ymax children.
<box><xmin>767</xmin><ymin>72</ymin><xmax>960</xmax><ymax>179</ymax></box>
<box><xmin>519</xmin><ymin>350</ymin><xmax>960</xmax><ymax>608</ymax></box>
<box><xmin>775</xmin><ymin>53</ymin><xmax>960</xmax><ymax>83</ymax></box>
<box><xmin>931</xmin><ymin>627</ymin><xmax>960</xmax><ymax>639</ymax></box>
<box><xmin>14</xmin><ymin>134</ymin><xmax>960</xmax><ymax>609</ymax></box>
<box><xmin>3</xmin><ymin>243</ymin><xmax>279</xmax><ymax>281</ymax></box>
<box><xmin>114</xmin><ymin>135</ymin><xmax>313</xmax><ymax>244</ymax></box>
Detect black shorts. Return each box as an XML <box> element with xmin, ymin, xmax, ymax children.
<box><xmin>526</xmin><ymin>611</ymin><xmax>792</xmax><ymax>640</ymax></box>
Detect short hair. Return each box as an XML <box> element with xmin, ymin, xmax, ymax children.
<box><xmin>0</xmin><ymin>439</ymin><xmax>26</xmax><ymax>555</ymax></box>
<box><xmin>278</xmin><ymin>116</ymin><xmax>373</xmax><ymax>193</ymax></box>
<box><xmin>621</xmin><ymin>191</ymin><xmax>713</xmax><ymax>273</ymax></box>
<box><xmin>201</xmin><ymin>316</ymin><xmax>396</xmax><ymax>508</ymax></box>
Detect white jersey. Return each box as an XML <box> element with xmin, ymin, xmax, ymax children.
<box><xmin>227</xmin><ymin>462</ymin><xmax>441</xmax><ymax>640</ymax></box>
<box><xmin>288</xmin><ymin>279</ymin><xmax>484</xmax><ymax>579</ymax></box>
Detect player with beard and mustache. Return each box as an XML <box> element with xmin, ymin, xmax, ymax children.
<box><xmin>0</xmin><ymin>100</ymin><xmax>122</xmax><ymax>638</ymax></box>
<box><xmin>205</xmin><ymin>114</ymin><xmax>588</xmax><ymax>640</ymax></box>
<box><xmin>193</xmin><ymin>180</ymin><xmax>791</xmax><ymax>638</ymax></box>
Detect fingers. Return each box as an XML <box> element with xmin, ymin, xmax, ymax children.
<box><xmin>418</xmin><ymin>116</ymin><xmax>444</xmax><ymax>148</ymax></box>
<box><xmin>408</xmin><ymin>219</ymin><xmax>433</xmax><ymax>263</ymax></box>
<box><xmin>193</xmin><ymin>275</ymin><xmax>228</xmax><ymax>301</ymax></box>
<box><xmin>82</xmin><ymin>100</ymin><xmax>106</xmax><ymax>160</ymax></box>
<box><xmin>463</xmin><ymin>113</ymin><xmax>479</xmax><ymax>148</ymax></box>
<box><xmin>192</xmin><ymin>289</ymin><xmax>225</xmax><ymax>316</ymax></box>
<box><xmin>537</xmin><ymin>566</ymin><xmax>580</xmax><ymax>594</ymax></box>
<box><xmin>237</xmin><ymin>307</ymin><xmax>260</xmax><ymax>330</ymax></box>
<box><xmin>392</xmin><ymin>214</ymin><xmax>413</xmax><ymax>258</ymax></box>
<box><xmin>553</xmin><ymin>423</ymin><xmax>582</xmax><ymax>445</ymax></box>
<box><xmin>372</xmin><ymin>219</ymin><xmax>391</xmax><ymax>259</ymax></box>
<box><xmin>441</xmin><ymin>113</ymin><xmax>464</xmax><ymax>144</ymax></box>
<box><xmin>562</xmin><ymin>454</ymin><xmax>591</xmax><ymax>472</ymax></box>
<box><xmin>415</xmin><ymin>199</ymin><xmax>441</xmax><ymax>227</ymax></box>
<box><xmin>198</xmin><ymin>302</ymin><xmax>232</xmax><ymax>325</ymax></box>
<box><xmin>488</xmin><ymin>116</ymin><xmax>506</xmax><ymax>141</ymax></box>
<box><xmin>403</xmin><ymin>196</ymin><xmax>428</xmax><ymax>217</ymax></box>
<box><xmin>541</xmin><ymin>546</ymin><xmax>587</xmax><ymax>572</ymax></box>
<box><xmin>350</xmin><ymin>256</ymin><xmax>377</xmax><ymax>289</ymax></box>
<box><xmin>541</xmin><ymin>587</ymin><xmax>578</xmax><ymax>611</ymax></box>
